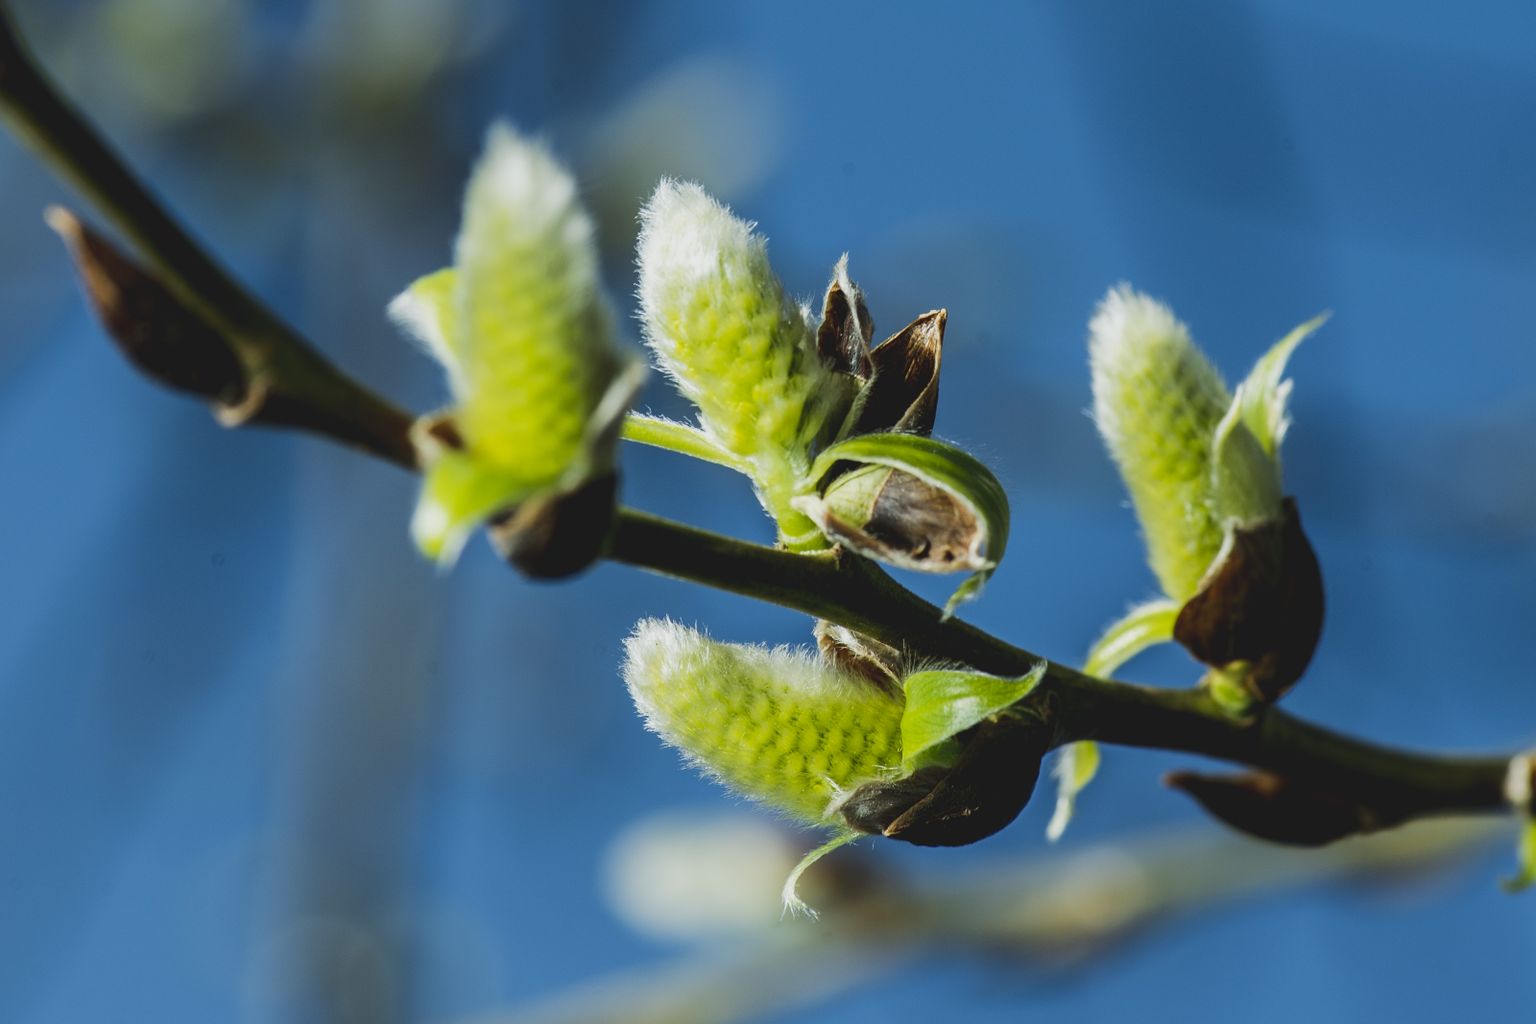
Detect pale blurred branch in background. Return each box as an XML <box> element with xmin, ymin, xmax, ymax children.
<box><xmin>472</xmin><ymin>815</ymin><xmax>1505</xmax><ymax>1024</ymax></box>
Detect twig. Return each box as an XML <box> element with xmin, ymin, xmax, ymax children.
<box><xmin>0</xmin><ymin>4</ymin><xmax>1520</xmax><ymax>839</ymax></box>
<box><xmin>0</xmin><ymin>4</ymin><xmax>415</xmax><ymax>466</ymax></box>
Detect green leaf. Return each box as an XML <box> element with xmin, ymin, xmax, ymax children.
<box><xmin>1047</xmin><ymin>599</ymin><xmax>1179</xmax><ymax>840</ymax></box>
<box><xmin>620</xmin><ymin>413</ymin><xmax>751</xmax><ymax>473</ymax></box>
<box><xmin>781</xmin><ymin>829</ymin><xmax>862</xmax><ymax>918</ymax></box>
<box><xmin>1083</xmin><ymin>598</ymin><xmax>1180</xmax><ymax>678</ymax></box>
<box><xmin>1235</xmin><ymin>312</ymin><xmax>1328</xmax><ymax>458</ymax></box>
<box><xmin>900</xmin><ymin>664</ymin><xmax>1045</xmax><ymax>774</ymax></box>
<box><xmin>1211</xmin><ymin>398</ymin><xmax>1283</xmax><ymax>528</ymax></box>
<box><xmin>795</xmin><ymin>432</ymin><xmax>1009</xmax><ymax>615</ymax></box>
<box><xmin>388</xmin><ymin>266</ymin><xmax>462</xmax><ymax>390</ymax></box>
<box><xmin>1045</xmin><ymin>742</ymin><xmax>1100</xmax><ymax>842</ymax></box>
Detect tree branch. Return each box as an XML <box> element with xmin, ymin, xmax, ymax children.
<box><xmin>0</xmin><ymin>4</ymin><xmax>415</xmax><ymax>467</ymax></box>
<box><xmin>2</xmin><ymin>4</ymin><xmax>1520</xmax><ymax>843</ymax></box>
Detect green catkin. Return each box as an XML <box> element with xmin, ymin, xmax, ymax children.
<box><xmin>636</xmin><ymin>181</ymin><xmax>847</xmax><ymax>543</ymax></box>
<box><xmin>624</xmin><ymin>619</ymin><xmax>905</xmax><ymax>824</ymax></box>
<box><xmin>389</xmin><ymin>123</ymin><xmax>631</xmax><ymax>562</ymax></box>
<box><xmin>1089</xmin><ymin>285</ymin><xmax>1232</xmax><ymax>601</ymax></box>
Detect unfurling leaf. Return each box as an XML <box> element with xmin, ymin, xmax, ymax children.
<box><xmin>794</xmin><ymin>432</ymin><xmax>1009</xmax><ymax>615</ymax></box>
<box><xmin>899</xmin><ymin>664</ymin><xmax>1044</xmax><ymax>773</ymax></box>
<box><xmin>1046</xmin><ymin>598</ymin><xmax>1179</xmax><ymax>840</ymax></box>
<box><xmin>392</xmin><ymin>123</ymin><xmax>643</xmax><ymax>565</ymax></box>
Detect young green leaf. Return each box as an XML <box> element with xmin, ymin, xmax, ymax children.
<box><xmin>1234</xmin><ymin>312</ymin><xmax>1329</xmax><ymax>459</ymax></box>
<box><xmin>899</xmin><ymin>664</ymin><xmax>1045</xmax><ymax>774</ymax></box>
<box><xmin>1046</xmin><ymin>598</ymin><xmax>1179</xmax><ymax>840</ymax></box>
<box><xmin>781</xmin><ymin>829</ymin><xmax>863</xmax><ymax>918</ymax></box>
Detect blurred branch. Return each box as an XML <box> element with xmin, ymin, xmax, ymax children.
<box><xmin>0</xmin><ymin>4</ymin><xmax>1524</xmax><ymax>849</ymax></box>
<box><xmin>0</xmin><ymin>2</ymin><xmax>415</xmax><ymax>465</ymax></box>
<box><xmin>466</xmin><ymin>819</ymin><xmax>1505</xmax><ymax>1024</ymax></box>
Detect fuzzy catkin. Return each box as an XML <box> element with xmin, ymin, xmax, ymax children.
<box><xmin>452</xmin><ymin>124</ymin><xmax>615</xmax><ymax>479</ymax></box>
<box><xmin>636</xmin><ymin>182</ymin><xmax>845</xmax><ymax>531</ymax></box>
<box><xmin>390</xmin><ymin>124</ymin><xmax>627</xmax><ymax>561</ymax></box>
<box><xmin>624</xmin><ymin>619</ymin><xmax>905</xmax><ymax>824</ymax></box>
<box><xmin>1089</xmin><ymin>286</ymin><xmax>1232</xmax><ymax>601</ymax></box>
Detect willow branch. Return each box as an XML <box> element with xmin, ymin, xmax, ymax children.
<box><xmin>1</xmin><ymin>5</ymin><xmax>1520</xmax><ymax>839</ymax></box>
<box><xmin>0</xmin><ymin>4</ymin><xmax>414</xmax><ymax>466</ymax></box>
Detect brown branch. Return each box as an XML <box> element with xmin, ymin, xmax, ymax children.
<box><xmin>2</xmin><ymin>3</ymin><xmax>1523</xmax><ymax>850</ymax></box>
<box><xmin>1</xmin><ymin>5</ymin><xmax>415</xmax><ymax>467</ymax></box>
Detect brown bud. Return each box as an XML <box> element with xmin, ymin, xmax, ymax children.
<box><xmin>839</xmin><ymin>765</ymin><xmax>948</xmax><ymax>835</ymax></box>
<box><xmin>814</xmin><ymin>621</ymin><xmax>903</xmax><ymax>698</ymax></box>
<box><xmin>853</xmin><ymin>309</ymin><xmax>946</xmax><ymax>438</ymax></box>
<box><xmin>47</xmin><ymin>207</ymin><xmax>246</xmax><ymax>403</ymax></box>
<box><xmin>857</xmin><ymin>716</ymin><xmax>1048</xmax><ymax>848</ymax></box>
<box><xmin>1165</xmin><ymin>769</ymin><xmax>1396</xmax><ymax>847</ymax></box>
<box><xmin>488</xmin><ymin>472</ymin><xmax>618</xmax><ymax>580</ymax></box>
<box><xmin>1173</xmin><ymin>497</ymin><xmax>1325</xmax><ymax>703</ymax></box>
<box><xmin>814</xmin><ymin>463</ymin><xmax>984</xmax><ymax>573</ymax></box>
<box><xmin>816</xmin><ymin>262</ymin><xmax>874</xmax><ymax>381</ymax></box>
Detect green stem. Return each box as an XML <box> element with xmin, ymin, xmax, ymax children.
<box><xmin>621</xmin><ymin>414</ymin><xmax>750</xmax><ymax>473</ymax></box>
<box><xmin>1</xmin><ymin>3</ymin><xmax>1517</xmax><ymax>835</ymax></box>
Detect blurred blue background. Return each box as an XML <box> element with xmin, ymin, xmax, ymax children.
<box><xmin>1</xmin><ymin>1</ymin><xmax>1533</xmax><ymax>1021</ymax></box>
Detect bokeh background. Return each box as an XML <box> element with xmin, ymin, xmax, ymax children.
<box><xmin>1</xmin><ymin>1</ymin><xmax>1533</xmax><ymax>1021</ymax></box>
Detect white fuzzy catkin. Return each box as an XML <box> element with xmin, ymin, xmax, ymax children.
<box><xmin>390</xmin><ymin>123</ymin><xmax>631</xmax><ymax>562</ymax></box>
<box><xmin>1089</xmin><ymin>285</ymin><xmax>1232</xmax><ymax>601</ymax></box>
<box><xmin>623</xmin><ymin>619</ymin><xmax>905</xmax><ymax>825</ymax></box>
<box><xmin>636</xmin><ymin>181</ymin><xmax>845</xmax><ymax>535</ymax></box>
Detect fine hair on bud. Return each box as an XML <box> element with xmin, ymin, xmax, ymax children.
<box><xmin>390</xmin><ymin>122</ymin><xmax>641</xmax><ymax>564</ymax></box>
<box><xmin>623</xmin><ymin>619</ymin><xmax>905</xmax><ymax>825</ymax></box>
<box><xmin>635</xmin><ymin>181</ymin><xmax>848</xmax><ymax>539</ymax></box>
<box><xmin>1089</xmin><ymin>285</ymin><xmax>1230</xmax><ymax>601</ymax></box>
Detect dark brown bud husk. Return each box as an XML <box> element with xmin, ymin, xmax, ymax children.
<box><xmin>813</xmin><ymin>260</ymin><xmax>946</xmax><ymax>439</ymax></box>
<box><xmin>1165</xmin><ymin>769</ymin><xmax>1397</xmax><ymax>847</ymax></box>
<box><xmin>47</xmin><ymin>207</ymin><xmax>246</xmax><ymax>403</ymax></box>
<box><xmin>852</xmin><ymin>309</ymin><xmax>945</xmax><ymax>438</ymax></box>
<box><xmin>814</xmin><ymin>463</ymin><xmax>984</xmax><ymax>573</ymax></box>
<box><xmin>816</xmin><ymin>262</ymin><xmax>874</xmax><ymax>381</ymax></box>
<box><xmin>842</xmin><ymin>716</ymin><xmax>1048</xmax><ymax>847</ymax></box>
<box><xmin>1173</xmin><ymin>498</ymin><xmax>1325</xmax><ymax>703</ymax></box>
<box><xmin>488</xmin><ymin>472</ymin><xmax>618</xmax><ymax>580</ymax></box>
<box><xmin>839</xmin><ymin>765</ymin><xmax>948</xmax><ymax>835</ymax></box>
<box><xmin>814</xmin><ymin>621</ymin><xmax>903</xmax><ymax>697</ymax></box>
